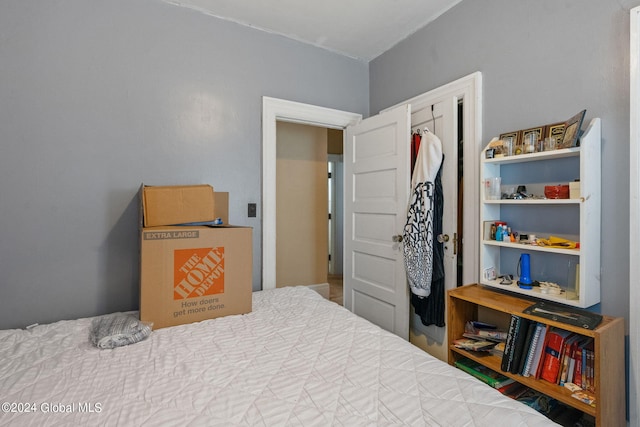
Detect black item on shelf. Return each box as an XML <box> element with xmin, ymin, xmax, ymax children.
<box><xmin>523</xmin><ymin>301</ymin><xmax>603</xmax><ymax>330</ymax></box>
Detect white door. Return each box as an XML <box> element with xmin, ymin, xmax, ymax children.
<box><xmin>344</xmin><ymin>104</ymin><xmax>411</xmax><ymax>340</ymax></box>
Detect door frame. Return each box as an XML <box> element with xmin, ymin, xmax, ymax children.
<box><xmin>629</xmin><ymin>6</ymin><xmax>640</xmax><ymax>424</ymax></box>
<box><xmin>382</xmin><ymin>72</ymin><xmax>482</xmax><ymax>287</ymax></box>
<box><xmin>261</xmin><ymin>97</ymin><xmax>361</xmax><ymax>289</ymax></box>
<box><xmin>262</xmin><ymin>70</ymin><xmax>481</xmax><ymax>292</ymax></box>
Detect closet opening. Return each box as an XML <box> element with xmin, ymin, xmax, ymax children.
<box><xmin>457</xmin><ymin>98</ymin><xmax>464</xmax><ymax>287</ymax></box>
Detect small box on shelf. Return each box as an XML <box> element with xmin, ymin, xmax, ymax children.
<box><xmin>569</xmin><ymin>181</ymin><xmax>581</xmax><ymax>199</ymax></box>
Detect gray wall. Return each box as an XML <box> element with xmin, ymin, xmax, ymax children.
<box><xmin>0</xmin><ymin>0</ymin><xmax>368</xmax><ymax>329</ymax></box>
<box><xmin>1</xmin><ymin>0</ymin><xmax>631</xmax><ymax>331</ymax></box>
<box><xmin>370</xmin><ymin>0</ymin><xmax>632</xmax><ymax>325</ymax></box>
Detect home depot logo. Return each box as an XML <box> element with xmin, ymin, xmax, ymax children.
<box><xmin>174</xmin><ymin>247</ymin><xmax>224</xmax><ymax>299</ymax></box>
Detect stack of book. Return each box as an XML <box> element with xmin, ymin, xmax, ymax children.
<box><xmin>501</xmin><ymin>316</ymin><xmax>548</xmax><ymax>378</ymax></box>
<box><xmin>453</xmin><ymin>320</ymin><xmax>508</xmax><ymax>352</ymax></box>
<box><xmin>454</xmin><ymin>315</ymin><xmax>597</xmax><ymax>408</ymax></box>
<box><xmin>454</xmin><ymin>357</ymin><xmax>515</xmax><ymax>389</ymax></box>
<box><xmin>500</xmin><ymin>314</ymin><xmax>596</xmax><ymax>404</ymax></box>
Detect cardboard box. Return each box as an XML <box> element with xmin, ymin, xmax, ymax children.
<box><xmin>140</xmin><ymin>225</ymin><xmax>252</xmax><ymax>329</ymax></box>
<box><xmin>142</xmin><ymin>184</ymin><xmax>216</xmax><ymax>227</ymax></box>
<box><xmin>569</xmin><ymin>181</ymin><xmax>581</xmax><ymax>199</ymax></box>
<box><xmin>214</xmin><ymin>192</ymin><xmax>229</xmax><ymax>225</ymax></box>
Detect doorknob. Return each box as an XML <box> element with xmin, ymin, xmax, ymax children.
<box><xmin>392</xmin><ymin>235</ymin><xmax>403</xmax><ymax>242</ymax></box>
<box><xmin>437</xmin><ymin>234</ymin><xmax>449</xmax><ymax>243</ymax></box>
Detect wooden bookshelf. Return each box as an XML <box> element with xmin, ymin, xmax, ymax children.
<box><xmin>447</xmin><ymin>284</ymin><xmax>624</xmax><ymax>426</ymax></box>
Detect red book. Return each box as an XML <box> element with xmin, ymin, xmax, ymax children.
<box><xmin>568</xmin><ymin>336</ymin><xmax>590</xmax><ymax>385</ymax></box>
<box><xmin>533</xmin><ymin>325</ymin><xmax>552</xmax><ymax>379</ymax></box>
<box><xmin>573</xmin><ymin>346</ymin><xmax>583</xmax><ymax>388</ymax></box>
<box><xmin>539</xmin><ymin>328</ymin><xmax>573</xmax><ymax>384</ymax></box>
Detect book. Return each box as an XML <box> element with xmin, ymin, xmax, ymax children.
<box><xmin>490</xmin><ymin>341</ymin><xmax>506</xmax><ymax>358</ymax></box>
<box><xmin>454</xmin><ymin>357</ymin><xmax>515</xmax><ymax>389</ymax></box>
<box><xmin>453</xmin><ymin>338</ymin><xmax>496</xmax><ymax>351</ymax></box>
<box><xmin>516</xmin><ymin>320</ymin><xmax>537</xmax><ymax>375</ymax></box>
<box><xmin>581</xmin><ymin>340</ymin><xmax>589</xmax><ymax>389</ymax></box>
<box><xmin>525</xmin><ymin>325</ymin><xmax>548</xmax><ymax>377</ymax></box>
<box><xmin>470</xmin><ymin>321</ymin><xmax>498</xmax><ymax>330</ymax></box>
<box><xmin>558</xmin><ymin>334</ymin><xmax>579</xmax><ymax>385</ymax></box>
<box><xmin>498</xmin><ymin>382</ymin><xmax>529</xmax><ymax>399</ymax></box>
<box><xmin>585</xmin><ymin>339</ymin><xmax>595</xmax><ymax>392</ymax></box>
<box><xmin>573</xmin><ymin>342</ymin><xmax>583</xmax><ymax>388</ymax></box>
<box><xmin>566</xmin><ymin>336</ymin><xmax>587</xmax><ymax>384</ymax></box>
<box><xmin>539</xmin><ymin>327</ymin><xmax>574</xmax><ymax>383</ymax></box>
<box><xmin>510</xmin><ymin>317</ymin><xmax>532</xmax><ymax>374</ymax></box>
<box><xmin>521</xmin><ymin>322</ymin><xmax>544</xmax><ymax>376</ymax></box>
<box><xmin>571</xmin><ymin>390</ymin><xmax>596</xmax><ymax>407</ymax></box>
<box><xmin>533</xmin><ymin>325</ymin><xmax>552</xmax><ymax>379</ymax></box>
<box><xmin>464</xmin><ymin>320</ymin><xmax>508</xmax><ymax>342</ymax></box>
<box><xmin>463</xmin><ymin>331</ymin><xmax>508</xmax><ymax>342</ymax></box>
<box><xmin>574</xmin><ymin>337</ymin><xmax>593</xmax><ymax>389</ymax></box>
<box><xmin>501</xmin><ymin>315</ymin><xmax>520</xmax><ymax>372</ymax></box>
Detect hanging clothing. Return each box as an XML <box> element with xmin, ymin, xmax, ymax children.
<box><xmin>412</xmin><ymin>161</ymin><xmax>446</xmax><ymax>327</ymax></box>
<box><xmin>402</xmin><ymin>131</ymin><xmax>443</xmax><ymax>298</ymax></box>
<box><xmin>410</xmin><ymin>132</ymin><xmax>422</xmax><ymax>175</ymax></box>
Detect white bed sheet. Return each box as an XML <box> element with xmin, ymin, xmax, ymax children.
<box><xmin>0</xmin><ymin>286</ymin><xmax>557</xmax><ymax>426</ymax></box>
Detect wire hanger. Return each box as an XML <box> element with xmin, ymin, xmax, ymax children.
<box><xmin>430</xmin><ymin>104</ymin><xmax>436</xmax><ymax>135</ymax></box>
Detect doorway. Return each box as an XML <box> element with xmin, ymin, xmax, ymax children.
<box><xmin>273</xmin><ymin>121</ymin><xmax>345</xmax><ymax>306</ymax></box>
<box><xmin>261</xmin><ymin>97</ymin><xmax>361</xmax><ymax>291</ymax></box>
<box><xmin>274</xmin><ymin>121</ymin><xmax>329</xmax><ymax>288</ymax></box>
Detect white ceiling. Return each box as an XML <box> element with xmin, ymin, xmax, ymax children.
<box><xmin>161</xmin><ymin>0</ymin><xmax>463</xmax><ymax>61</ymax></box>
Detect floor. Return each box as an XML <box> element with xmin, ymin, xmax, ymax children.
<box><xmin>328</xmin><ymin>274</ymin><xmax>343</xmax><ymax>306</ymax></box>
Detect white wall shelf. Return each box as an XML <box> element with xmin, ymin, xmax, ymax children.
<box><xmin>479</xmin><ymin>118</ymin><xmax>601</xmax><ymax>308</ymax></box>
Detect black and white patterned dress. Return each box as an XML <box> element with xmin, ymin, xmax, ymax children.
<box><xmin>402</xmin><ymin>131</ymin><xmax>443</xmax><ymax>298</ymax></box>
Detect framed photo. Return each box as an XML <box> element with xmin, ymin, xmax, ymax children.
<box><xmin>560</xmin><ymin>109</ymin><xmax>586</xmax><ymax>148</ymax></box>
<box><xmin>499</xmin><ymin>131</ymin><xmax>520</xmax><ymax>144</ymax></box>
<box><xmin>545</xmin><ymin>122</ymin><xmax>566</xmax><ymax>147</ymax></box>
<box><xmin>521</xmin><ymin>126</ymin><xmax>543</xmax><ymax>143</ymax></box>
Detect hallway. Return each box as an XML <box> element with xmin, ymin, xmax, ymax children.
<box><xmin>328</xmin><ymin>275</ymin><xmax>343</xmax><ymax>306</ymax></box>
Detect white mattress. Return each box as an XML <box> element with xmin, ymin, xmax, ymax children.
<box><xmin>0</xmin><ymin>286</ymin><xmax>557</xmax><ymax>426</ymax></box>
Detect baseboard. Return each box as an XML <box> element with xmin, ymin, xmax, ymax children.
<box><xmin>307</xmin><ymin>283</ymin><xmax>330</xmax><ymax>300</ymax></box>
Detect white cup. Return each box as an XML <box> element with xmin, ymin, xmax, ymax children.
<box><xmin>484</xmin><ymin>177</ymin><xmax>501</xmax><ymax>200</ymax></box>
<box><xmin>544</xmin><ymin>137</ymin><xmax>557</xmax><ymax>151</ymax></box>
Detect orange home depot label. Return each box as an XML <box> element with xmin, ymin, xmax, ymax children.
<box><xmin>174</xmin><ymin>247</ymin><xmax>225</xmax><ymax>299</ymax></box>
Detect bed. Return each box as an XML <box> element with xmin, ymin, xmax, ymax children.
<box><xmin>0</xmin><ymin>286</ymin><xmax>557</xmax><ymax>426</ymax></box>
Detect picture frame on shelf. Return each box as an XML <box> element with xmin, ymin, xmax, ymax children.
<box><xmin>560</xmin><ymin>109</ymin><xmax>586</xmax><ymax>148</ymax></box>
<box><xmin>545</xmin><ymin>122</ymin><xmax>566</xmax><ymax>147</ymax></box>
<box><xmin>499</xmin><ymin>131</ymin><xmax>520</xmax><ymax>144</ymax></box>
